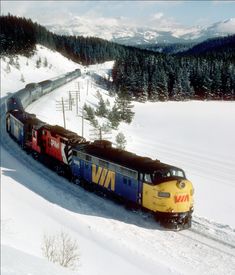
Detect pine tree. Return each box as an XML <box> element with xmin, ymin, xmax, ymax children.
<box><xmin>211</xmin><ymin>65</ymin><xmax>222</xmax><ymax>99</ymax></box>
<box><xmin>15</xmin><ymin>57</ymin><xmax>20</xmax><ymax>70</ymax></box>
<box><xmin>156</xmin><ymin>70</ymin><xmax>169</xmax><ymax>101</ymax></box>
<box><xmin>107</xmin><ymin>103</ymin><xmax>121</xmax><ymax>129</ymax></box>
<box><xmin>115</xmin><ymin>96</ymin><xmax>134</xmax><ymax>124</ymax></box>
<box><xmin>95</xmin><ymin>96</ymin><xmax>108</xmax><ymax>117</ymax></box>
<box><xmin>36</xmin><ymin>57</ymin><xmax>42</xmax><ymax>68</ymax></box>
<box><xmin>43</xmin><ymin>57</ymin><xmax>48</xmax><ymax>67</ymax></box>
<box><xmin>83</xmin><ymin>103</ymin><xmax>95</xmax><ymax>121</ymax></box>
<box><xmin>115</xmin><ymin>132</ymin><xmax>127</xmax><ymax>150</ymax></box>
<box><xmin>172</xmin><ymin>78</ymin><xmax>183</xmax><ymax>101</ymax></box>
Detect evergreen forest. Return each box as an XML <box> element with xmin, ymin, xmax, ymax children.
<box><xmin>1</xmin><ymin>14</ymin><xmax>235</xmax><ymax>101</ymax></box>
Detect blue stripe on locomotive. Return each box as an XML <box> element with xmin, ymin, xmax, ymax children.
<box><xmin>71</xmin><ymin>151</ymin><xmax>142</xmax><ymax>204</ymax></box>
<box><xmin>9</xmin><ymin>115</ymin><xmax>24</xmax><ymax>146</ymax></box>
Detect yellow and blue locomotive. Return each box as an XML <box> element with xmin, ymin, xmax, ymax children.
<box><xmin>71</xmin><ymin>140</ymin><xmax>194</xmax><ymax>230</ymax></box>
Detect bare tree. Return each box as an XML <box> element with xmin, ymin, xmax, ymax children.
<box><xmin>20</xmin><ymin>73</ymin><xmax>25</xmax><ymax>82</ymax></box>
<box><xmin>42</xmin><ymin>233</ymin><xmax>57</xmax><ymax>263</ymax></box>
<box><xmin>42</xmin><ymin>231</ymin><xmax>80</xmax><ymax>270</ymax></box>
<box><xmin>5</xmin><ymin>62</ymin><xmax>11</xmax><ymax>73</ymax></box>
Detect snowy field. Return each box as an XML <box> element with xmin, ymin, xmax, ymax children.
<box><xmin>1</xmin><ymin>45</ymin><xmax>235</xmax><ymax>274</ymax></box>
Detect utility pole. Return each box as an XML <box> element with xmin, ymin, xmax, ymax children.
<box><xmin>69</xmin><ymin>91</ymin><xmax>72</xmax><ymax>111</ymax></box>
<box><xmin>81</xmin><ymin>108</ymin><xmax>84</xmax><ymax>137</ymax></box>
<box><xmin>76</xmin><ymin>89</ymin><xmax>78</xmax><ymax>115</ymax></box>
<box><xmin>56</xmin><ymin>97</ymin><xmax>69</xmax><ymax>129</ymax></box>
<box><xmin>62</xmin><ymin>98</ymin><xmax>66</xmax><ymax>129</ymax></box>
<box><xmin>78</xmin><ymin>107</ymin><xmax>84</xmax><ymax>138</ymax></box>
<box><xmin>69</xmin><ymin>82</ymin><xmax>80</xmax><ymax>116</ymax></box>
<box><xmin>77</xmin><ymin>82</ymin><xmax>81</xmax><ymax>102</ymax></box>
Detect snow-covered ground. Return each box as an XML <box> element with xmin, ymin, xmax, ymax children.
<box><xmin>1</xmin><ymin>45</ymin><xmax>235</xmax><ymax>275</ymax></box>
<box><xmin>1</xmin><ymin>44</ymin><xmax>83</xmax><ymax>95</ymax></box>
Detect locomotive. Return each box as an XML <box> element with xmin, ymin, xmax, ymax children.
<box><xmin>5</xmin><ymin>69</ymin><xmax>194</xmax><ymax>230</ymax></box>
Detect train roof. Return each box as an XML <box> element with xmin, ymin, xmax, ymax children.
<box><xmin>79</xmin><ymin>140</ymin><xmax>177</xmax><ymax>174</ymax></box>
<box><xmin>9</xmin><ymin>110</ymin><xmax>46</xmax><ymax>127</ymax></box>
<box><xmin>38</xmin><ymin>80</ymin><xmax>52</xmax><ymax>87</ymax></box>
<box><xmin>42</xmin><ymin>124</ymin><xmax>86</xmax><ymax>144</ymax></box>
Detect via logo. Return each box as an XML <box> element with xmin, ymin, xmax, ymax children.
<box><xmin>174</xmin><ymin>194</ymin><xmax>189</xmax><ymax>203</ymax></box>
<box><xmin>92</xmin><ymin>164</ymin><xmax>115</xmax><ymax>191</ymax></box>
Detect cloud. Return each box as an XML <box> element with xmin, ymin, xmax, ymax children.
<box><xmin>1</xmin><ymin>1</ymin><xmax>31</xmax><ymax>16</ymax></box>
<box><xmin>153</xmin><ymin>12</ymin><xmax>164</xmax><ymax>20</ymax></box>
<box><xmin>146</xmin><ymin>12</ymin><xmax>181</xmax><ymax>31</ymax></box>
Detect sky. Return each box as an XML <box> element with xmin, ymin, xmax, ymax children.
<box><xmin>1</xmin><ymin>1</ymin><xmax>235</xmax><ymax>28</ymax></box>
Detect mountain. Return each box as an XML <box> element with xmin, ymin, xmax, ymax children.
<box><xmin>136</xmin><ymin>42</ymin><xmax>197</xmax><ymax>54</ymax></box>
<box><xmin>45</xmin><ymin>17</ymin><xmax>235</xmax><ymax>45</ymax></box>
<box><xmin>181</xmin><ymin>18</ymin><xmax>235</xmax><ymax>41</ymax></box>
<box><xmin>179</xmin><ymin>34</ymin><xmax>235</xmax><ymax>57</ymax></box>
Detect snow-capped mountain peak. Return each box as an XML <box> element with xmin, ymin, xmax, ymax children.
<box><xmin>45</xmin><ymin>17</ymin><xmax>235</xmax><ymax>45</ymax></box>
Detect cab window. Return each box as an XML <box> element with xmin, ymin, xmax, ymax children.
<box><xmin>144</xmin><ymin>174</ymin><xmax>152</xmax><ymax>183</ymax></box>
<box><xmin>139</xmin><ymin>173</ymin><xmax>153</xmax><ymax>183</ymax></box>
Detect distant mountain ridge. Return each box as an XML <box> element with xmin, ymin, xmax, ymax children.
<box><xmin>45</xmin><ymin>17</ymin><xmax>235</xmax><ymax>45</ymax></box>
<box><xmin>179</xmin><ymin>34</ymin><xmax>235</xmax><ymax>57</ymax></box>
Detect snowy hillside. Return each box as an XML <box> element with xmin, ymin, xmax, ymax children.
<box><xmin>45</xmin><ymin>17</ymin><xmax>235</xmax><ymax>45</ymax></box>
<box><xmin>1</xmin><ymin>44</ymin><xmax>82</xmax><ymax>95</ymax></box>
<box><xmin>1</xmin><ymin>45</ymin><xmax>235</xmax><ymax>275</ymax></box>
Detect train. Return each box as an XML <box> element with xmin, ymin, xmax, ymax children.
<box><xmin>5</xmin><ymin>68</ymin><xmax>194</xmax><ymax>230</ymax></box>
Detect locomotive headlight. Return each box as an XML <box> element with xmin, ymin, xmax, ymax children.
<box><xmin>158</xmin><ymin>191</ymin><xmax>170</xmax><ymax>198</ymax></box>
<box><xmin>177</xmin><ymin>180</ymin><xmax>186</xmax><ymax>189</ymax></box>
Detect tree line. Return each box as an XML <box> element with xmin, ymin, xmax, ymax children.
<box><xmin>112</xmin><ymin>40</ymin><xmax>235</xmax><ymax>101</ymax></box>
<box><xmin>1</xmin><ymin>14</ymin><xmax>234</xmax><ymax>101</ymax></box>
<box><xmin>0</xmin><ymin>14</ymin><xmax>127</xmax><ymax>64</ymax></box>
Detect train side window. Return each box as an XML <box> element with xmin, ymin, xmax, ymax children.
<box><xmin>99</xmin><ymin>159</ymin><xmax>108</xmax><ymax>168</ymax></box>
<box><xmin>128</xmin><ymin>179</ymin><xmax>131</xmax><ymax>186</ymax></box>
<box><xmin>86</xmin><ymin>155</ymin><xmax>91</xmax><ymax>161</ymax></box>
<box><xmin>123</xmin><ymin>178</ymin><xmax>127</xmax><ymax>185</ymax></box>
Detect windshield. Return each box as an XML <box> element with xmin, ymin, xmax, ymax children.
<box><xmin>153</xmin><ymin>168</ymin><xmax>185</xmax><ymax>183</ymax></box>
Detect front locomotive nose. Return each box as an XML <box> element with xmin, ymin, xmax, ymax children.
<box><xmin>155</xmin><ymin>179</ymin><xmax>194</xmax><ymax>229</ymax></box>
<box><xmin>142</xmin><ymin>176</ymin><xmax>194</xmax><ymax>230</ymax></box>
